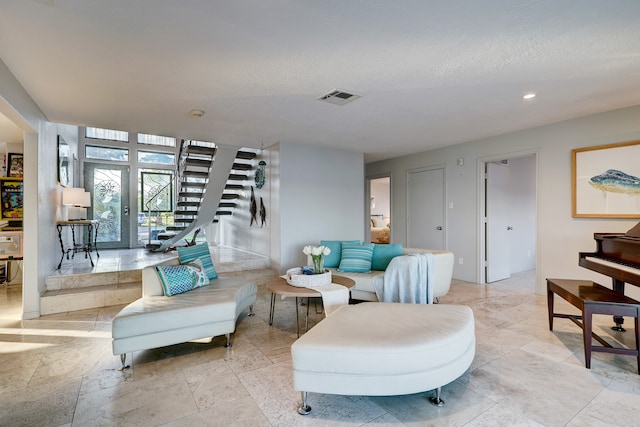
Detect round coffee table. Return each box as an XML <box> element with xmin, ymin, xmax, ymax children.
<box><xmin>267</xmin><ymin>275</ymin><xmax>355</xmax><ymax>337</ymax></box>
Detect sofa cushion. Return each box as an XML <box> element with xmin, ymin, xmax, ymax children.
<box><xmin>372</xmin><ymin>243</ymin><xmax>404</xmax><ymax>270</ymax></box>
<box><xmin>320</xmin><ymin>240</ymin><xmax>360</xmax><ymax>268</ymax></box>
<box><xmin>338</xmin><ymin>242</ymin><xmax>375</xmax><ymax>273</ymax></box>
<box><xmin>112</xmin><ymin>286</ymin><xmax>237</xmax><ymax>338</ymax></box>
<box><xmin>156</xmin><ymin>264</ymin><xmax>200</xmax><ymax>296</ymax></box>
<box><xmin>177</xmin><ymin>243</ymin><xmax>218</xmax><ymax>280</ymax></box>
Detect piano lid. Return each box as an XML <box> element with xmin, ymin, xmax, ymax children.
<box><xmin>625</xmin><ymin>220</ymin><xmax>640</xmax><ymax>238</ymax></box>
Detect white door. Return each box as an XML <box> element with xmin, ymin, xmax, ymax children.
<box><xmin>407</xmin><ymin>168</ymin><xmax>445</xmax><ymax>249</ymax></box>
<box><xmin>486</xmin><ymin>162</ymin><xmax>511</xmax><ymax>283</ymax></box>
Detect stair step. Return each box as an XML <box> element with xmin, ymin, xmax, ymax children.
<box><xmin>232</xmin><ymin>162</ymin><xmax>253</xmax><ymax>171</ymax></box>
<box><xmin>218</xmin><ymin>202</ymin><xmax>236</xmax><ymax>208</ymax></box>
<box><xmin>221</xmin><ymin>193</ymin><xmax>240</xmax><ymax>199</ymax></box>
<box><xmin>185</xmin><ymin>158</ymin><xmax>212</xmax><ymax>168</ymax></box>
<box><xmin>183</xmin><ymin>171</ymin><xmax>209</xmax><ymax>178</ymax></box>
<box><xmin>174</xmin><ymin>210</ymin><xmax>197</xmax><ymax>216</ymax></box>
<box><xmin>186</xmin><ymin>145</ymin><xmax>217</xmax><ymax>156</ymax></box>
<box><xmin>157</xmin><ymin>233</ymin><xmax>176</xmax><ymax>240</ymax></box>
<box><xmin>225</xmin><ymin>184</ymin><xmax>244</xmax><ymax>190</ymax></box>
<box><xmin>166</xmin><ymin>226</ymin><xmax>187</xmax><ymax>231</ymax></box>
<box><xmin>216</xmin><ymin>211</ymin><xmax>233</xmax><ymax>216</ymax></box>
<box><xmin>177</xmin><ymin>201</ymin><xmax>201</xmax><ymax>207</ymax></box>
<box><xmin>181</xmin><ymin>182</ymin><xmax>206</xmax><ymax>188</ymax></box>
<box><xmin>228</xmin><ymin>174</ymin><xmax>249</xmax><ymax>181</ymax></box>
<box><xmin>236</xmin><ymin>150</ymin><xmax>257</xmax><ymax>160</ymax></box>
<box><xmin>41</xmin><ymin>282</ymin><xmax>142</xmax><ymax>315</ymax></box>
<box><xmin>173</xmin><ymin>217</ymin><xmax>195</xmax><ymax>223</ymax></box>
<box><xmin>178</xmin><ymin>191</ymin><xmax>204</xmax><ymax>198</ymax></box>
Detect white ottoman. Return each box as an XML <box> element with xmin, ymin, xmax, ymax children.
<box><xmin>291</xmin><ymin>302</ymin><xmax>475</xmax><ymax>414</ymax></box>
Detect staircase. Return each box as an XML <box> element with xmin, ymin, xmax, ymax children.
<box><xmin>148</xmin><ymin>140</ymin><xmax>257</xmax><ymax>252</ymax></box>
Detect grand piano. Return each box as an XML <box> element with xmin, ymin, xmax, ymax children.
<box><xmin>579</xmin><ymin>220</ymin><xmax>640</xmax><ymax>330</ymax></box>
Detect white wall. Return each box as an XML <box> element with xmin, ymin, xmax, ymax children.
<box><xmin>366</xmin><ymin>105</ymin><xmax>640</xmax><ymax>296</ymax></box>
<box><xmin>0</xmin><ymin>59</ymin><xmax>78</xmax><ymax>318</ymax></box>
<box><xmin>279</xmin><ymin>142</ymin><xmax>364</xmax><ymax>272</ymax></box>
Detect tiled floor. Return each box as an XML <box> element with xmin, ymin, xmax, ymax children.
<box><xmin>1</xmin><ymin>253</ymin><xmax>640</xmax><ymax>426</ymax></box>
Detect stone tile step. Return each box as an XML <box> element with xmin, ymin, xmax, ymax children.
<box><xmin>46</xmin><ymin>269</ymin><xmax>141</xmax><ymax>291</ymax></box>
<box><xmin>40</xmin><ymin>282</ymin><xmax>141</xmax><ymax>316</ymax></box>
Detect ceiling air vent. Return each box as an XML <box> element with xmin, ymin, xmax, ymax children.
<box><xmin>317</xmin><ymin>89</ymin><xmax>361</xmax><ymax>106</ymax></box>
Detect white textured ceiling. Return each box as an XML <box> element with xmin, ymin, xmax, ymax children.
<box><xmin>1</xmin><ymin>1</ymin><xmax>640</xmax><ymax>161</ymax></box>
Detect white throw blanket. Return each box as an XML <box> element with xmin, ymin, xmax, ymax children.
<box><xmin>374</xmin><ymin>253</ymin><xmax>434</xmax><ymax>304</ymax></box>
<box><xmin>309</xmin><ymin>284</ymin><xmax>350</xmax><ymax>316</ymax></box>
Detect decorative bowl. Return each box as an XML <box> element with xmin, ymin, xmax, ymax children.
<box><xmin>286</xmin><ymin>267</ymin><xmax>332</xmax><ymax>287</ymax></box>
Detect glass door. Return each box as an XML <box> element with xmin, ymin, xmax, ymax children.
<box><xmin>84</xmin><ymin>163</ymin><xmax>130</xmax><ymax>249</ymax></box>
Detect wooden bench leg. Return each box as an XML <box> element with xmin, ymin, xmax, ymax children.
<box><xmin>547</xmin><ymin>286</ymin><xmax>555</xmax><ymax>331</ymax></box>
<box><xmin>583</xmin><ymin>305</ymin><xmax>593</xmax><ymax>369</ymax></box>
<box><xmin>636</xmin><ymin>309</ymin><xmax>640</xmax><ymax>375</ymax></box>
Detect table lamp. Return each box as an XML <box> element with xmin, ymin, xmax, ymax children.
<box><xmin>63</xmin><ymin>187</ymin><xmax>91</xmax><ymax>220</ymax></box>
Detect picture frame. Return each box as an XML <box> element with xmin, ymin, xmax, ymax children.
<box><xmin>7</xmin><ymin>153</ymin><xmax>23</xmax><ymax>179</ymax></box>
<box><xmin>572</xmin><ymin>140</ymin><xmax>640</xmax><ymax>218</ymax></box>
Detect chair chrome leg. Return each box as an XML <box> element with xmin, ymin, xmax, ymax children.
<box><xmin>118</xmin><ymin>353</ymin><xmax>130</xmax><ymax>371</ymax></box>
<box><xmin>429</xmin><ymin>387</ymin><xmax>445</xmax><ymax>406</ymax></box>
<box><xmin>224</xmin><ymin>333</ymin><xmax>232</xmax><ymax>348</ymax></box>
<box><xmin>297</xmin><ymin>391</ymin><xmax>311</xmax><ymax>415</ymax></box>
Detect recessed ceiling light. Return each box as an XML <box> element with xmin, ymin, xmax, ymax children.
<box><xmin>190</xmin><ymin>109</ymin><xmax>205</xmax><ymax>117</ymax></box>
<box><xmin>522</xmin><ymin>93</ymin><xmax>536</xmax><ymax>100</ymax></box>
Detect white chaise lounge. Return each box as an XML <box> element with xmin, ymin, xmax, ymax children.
<box><xmin>112</xmin><ymin>257</ymin><xmax>257</xmax><ymax>369</ymax></box>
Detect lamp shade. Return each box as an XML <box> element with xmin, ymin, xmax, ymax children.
<box><xmin>80</xmin><ymin>191</ymin><xmax>91</xmax><ymax>207</ymax></box>
<box><xmin>63</xmin><ymin>187</ymin><xmax>90</xmax><ymax>207</ymax></box>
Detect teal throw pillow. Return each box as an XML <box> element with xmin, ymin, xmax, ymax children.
<box><xmin>177</xmin><ymin>243</ymin><xmax>218</xmax><ymax>280</ymax></box>
<box><xmin>338</xmin><ymin>242</ymin><xmax>375</xmax><ymax>273</ymax></box>
<box><xmin>156</xmin><ymin>264</ymin><xmax>199</xmax><ymax>296</ymax></box>
<box><xmin>371</xmin><ymin>244</ymin><xmax>404</xmax><ymax>270</ymax></box>
<box><xmin>320</xmin><ymin>240</ymin><xmax>360</xmax><ymax>268</ymax></box>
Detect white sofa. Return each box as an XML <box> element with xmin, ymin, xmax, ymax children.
<box><xmin>111</xmin><ymin>257</ymin><xmax>257</xmax><ymax>369</ymax></box>
<box><xmin>327</xmin><ymin>248</ymin><xmax>454</xmax><ymax>302</ymax></box>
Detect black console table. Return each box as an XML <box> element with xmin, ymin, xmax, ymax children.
<box><xmin>56</xmin><ymin>220</ymin><xmax>100</xmax><ymax>269</ymax></box>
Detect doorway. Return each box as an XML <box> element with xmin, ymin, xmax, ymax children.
<box><xmin>84</xmin><ymin>163</ymin><xmax>131</xmax><ymax>249</ymax></box>
<box><xmin>368</xmin><ymin>176</ymin><xmax>391</xmax><ymax>244</ymax></box>
<box><xmin>407</xmin><ymin>166</ymin><xmax>446</xmax><ymax>250</ymax></box>
<box><xmin>481</xmin><ymin>154</ymin><xmax>537</xmax><ymax>283</ymax></box>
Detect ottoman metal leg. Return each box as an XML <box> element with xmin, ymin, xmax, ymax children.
<box><xmin>429</xmin><ymin>387</ymin><xmax>445</xmax><ymax>406</ymax></box>
<box><xmin>297</xmin><ymin>391</ymin><xmax>311</xmax><ymax>415</ymax></box>
<box><xmin>118</xmin><ymin>354</ymin><xmax>130</xmax><ymax>371</ymax></box>
<box><xmin>224</xmin><ymin>333</ymin><xmax>232</xmax><ymax>348</ymax></box>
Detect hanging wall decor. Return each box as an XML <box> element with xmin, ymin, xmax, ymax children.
<box><xmin>260</xmin><ymin>197</ymin><xmax>266</xmax><ymax>227</ymax></box>
<box><xmin>255</xmin><ymin>160</ymin><xmax>266</xmax><ymax>189</ymax></box>
<box><xmin>250</xmin><ymin>186</ymin><xmax>257</xmax><ymax>226</ymax></box>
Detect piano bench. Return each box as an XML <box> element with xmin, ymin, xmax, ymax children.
<box><xmin>546</xmin><ymin>278</ymin><xmax>640</xmax><ymax>374</ymax></box>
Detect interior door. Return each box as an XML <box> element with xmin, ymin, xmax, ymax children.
<box><xmin>84</xmin><ymin>163</ymin><xmax>130</xmax><ymax>249</ymax></box>
<box><xmin>486</xmin><ymin>162</ymin><xmax>511</xmax><ymax>282</ymax></box>
<box><xmin>407</xmin><ymin>168</ymin><xmax>445</xmax><ymax>249</ymax></box>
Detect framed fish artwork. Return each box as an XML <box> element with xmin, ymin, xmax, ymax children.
<box><xmin>572</xmin><ymin>140</ymin><xmax>640</xmax><ymax>218</ymax></box>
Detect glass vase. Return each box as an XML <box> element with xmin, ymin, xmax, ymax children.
<box><xmin>312</xmin><ymin>255</ymin><xmax>324</xmax><ymax>274</ymax></box>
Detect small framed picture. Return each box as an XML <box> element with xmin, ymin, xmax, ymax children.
<box><xmin>7</xmin><ymin>153</ymin><xmax>23</xmax><ymax>178</ymax></box>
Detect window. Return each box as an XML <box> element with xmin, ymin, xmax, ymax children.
<box><xmin>138</xmin><ymin>150</ymin><xmax>175</xmax><ymax>165</ymax></box>
<box><xmin>138</xmin><ymin>133</ymin><xmax>177</xmax><ymax>147</ymax></box>
<box><xmin>85</xmin><ymin>145</ymin><xmax>129</xmax><ymax>161</ymax></box>
<box><xmin>85</xmin><ymin>127</ymin><xmax>128</xmax><ymax>142</ymax></box>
